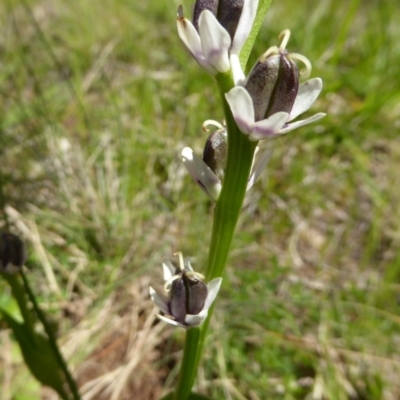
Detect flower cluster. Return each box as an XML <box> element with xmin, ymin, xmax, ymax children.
<box><xmin>176</xmin><ymin>1</ymin><xmax>325</xmax><ymax>199</ymax></box>
<box><xmin>150</xmin><ymin>252</ymin><xmax>222</xmax><ymax>328</ymax></box>
<box><xmin>150</xmin><ymin>1</ymin><xmax>326</xmax><ymax>328</ymax></box>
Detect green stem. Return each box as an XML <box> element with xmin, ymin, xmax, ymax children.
<box><xmin>173</xmin><ymin>73</ymin><xmax>257</xmax><ymax>400</ymax></box>
<box><xmin>3</xmin><ymin>274</ymin><xmax>34</xmax><ymax>333</ymax></box>
<box><xmin>20</xmin><ymin>271</ymin><xmax>82</xmax><ymax>400</ymax></box>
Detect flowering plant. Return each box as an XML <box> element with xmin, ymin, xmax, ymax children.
<box><xmin>150</xmin><ymin>1</ymin><xmax>325</xmax><ymax>399</ymax></box>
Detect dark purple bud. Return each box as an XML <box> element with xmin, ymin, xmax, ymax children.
<box><xmin>193</xmin><ymin>0</ymin><xmax>245</xmax><ymax>42</ymax></box>
<box><xmin>245</xmin><ymin>51</ymin><xmax>299</xmax><ymax>121</ymax></box>
<box><xmin>0</xmin><ymin>232</ymin><xmax>26</xmax><ymax>273</ymax></box>
<box><xmin>244</xmin><ymin>30</ymin><xmax>302</xmax><ymax>122</ymax></box>
<box><xmin>169</xmin><ymin>276</ymin><xmax>187</xmax><ymax>323</ymax></box>
<box><xmin>202</xmin><ymin>128</ymin><xmax>227</xmax><ymax>181</ymax></box>
<box><xmin>170</xmin><ymin>271</ymin><xmax>208</xmax><ymax>324</ymax></box>
<box><xmin>217</xmin><ymin>0</ymin><xmax>244</xmax><ymax>40</ymax></box>
<box><xmin>245</xmin><ymin>55</ymin><xmax>280</xmax><ymax>121</ymax></box>
<box><xmin>193</xmin><ymin>0</ymin><xmax>219</xmax><ymax>31</ymax></box>
<box><xmin>265</xmin><ymin>52</ymin><xmax>299</xmax><ymax>117</ymax></box>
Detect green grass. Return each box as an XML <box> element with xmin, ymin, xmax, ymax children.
<box><xmin>1</xmin><ymin>0</ymin><xmax>400</xmax><ymax>398</ymax></box>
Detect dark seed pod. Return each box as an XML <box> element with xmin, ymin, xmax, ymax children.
<box><xmin>170</xmin><ymin>271</ymin><xmax>208</xmax><ymax>324</ymax></box>
<box><xmin>217</xmin><ymin>0</ymin><xmax>244</xmax><ymax>40</ymax></box>
<box><xmin>193</xmin><ymin>0</ymin><xmax>245</xmax><ymax>42</ymax></box>
<box><xmin>0</xmin><ymin>232</ymin><xmax>26</xmax><ymax>273</ymax></box>
<box><xmin>245</xmin><ymin>55</ymin><xmax>280</xmax><ymax>121</ymax></box>
<box><xmin>193</xmin><ymin>0</ymin><xmax>219</xmax><ymax>31</ymax></box>
<box><xmin>169</xmin><ymin>276</ymin><xmax>187</xmax><ymax>324</ymax></box>
<box><xmin>183</xmin><ymin>273</ymin><xmax>208</xmax><ymax>315</ymax></box>
<box><xmin>265</xmin><ymin>52</ymin><xmax>299</xmax><ymax>117</ymax></box>
<box><xmin>245</xmin><ymin>49</ymin><xmax>299</xmax><ymax>121</ymax></box>
<box><xmin>202</xmin><ymin>128</ymin><xmax>227</xmax><ymax>181</ymax></box>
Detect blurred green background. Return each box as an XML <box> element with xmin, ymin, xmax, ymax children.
<box><xmin>1</xmin><ymin>0</ymin><xmax>400</xmax><ymax>399</ymax></box>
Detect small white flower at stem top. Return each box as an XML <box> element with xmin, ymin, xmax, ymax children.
<box><xmin>225</xmin><ymin>29</ymin><xmax>326</xmax><ymax>141</ymax></box>
<box><xmin>149</xmin><ymin>252</ymin><xmax>222</xmax><ymax>328</ymax></box>
<box><xmin>182</xmin><ymin>120</ymin><xmax>273</xmax><ymax>201</ymax></box>
<box><xmin>177</xmin><ymin>0</ymin><xmax>258</xmax><ymax>78</ymax></box>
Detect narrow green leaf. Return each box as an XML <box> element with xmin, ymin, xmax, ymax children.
<box><xmin>0</xmin><ymin>310</ymin><xmax>70</xmax><ymax>400</ymax></box>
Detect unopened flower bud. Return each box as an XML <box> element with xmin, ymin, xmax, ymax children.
<box><xmin>0</xmin><ymin>232</ymin><xmax>26</xmax><ymax>274</ymax></box>
<box><xmin>202</xmin><ymin>127</ymin><xmax>227</xmax><ymax>181</ymax></box>
<box><xmin>245</xmin><ymin>30</ymin><xmax>300</xmax><ymax>121</ymax></box>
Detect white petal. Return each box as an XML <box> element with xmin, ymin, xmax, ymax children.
<box><xmin>225</xmin><ymin>86</ymin><xmax>255</xmax><ymax>134</ymax></box>
<box><xmin>182</xmin><ymin>147</ymin><xmax>222</xmax><ymax>201</ymax></box>
<box><xmin>185</xmin><ymin>309</ymin><xmax>208</xmax><ymax>327</ymax></box>
<box><xmin>249</xmin><ymin>112</ymin><xmax>289</xmax><ymax>141</ymax></box>
<box><xmin>149</xmin><ymin>287</ymin><xmax>170</xmax><ymax>315</ymax></box>
<box><xmin>176</xmin><ymin>7</ymin><xmax>215</xmax><ymax>74</ymax></box>
<box><xmin>157</xmin><ymin>314</ymin><xmax>186</xmax><ymax>328</ymax></box>
<box><xmin>231</xmin><ymin>0</ymin><xmax>259</xmax><ymax>55</ymax></box>
<box><xmin>203</xmin><ymin>277</ymin><xmax>222</xmax><ymax>309</ymax></box>
<box><xmin>199</xmin><ymin>10</ymin><xmax>231</xmax><ymax>73</ymax></box>
<box><xmin>289</xmin><ymin>78</ymin><xmax>323</xmax><ymax>121</ymax></box>
<box><xmin>162</xmin><ymin>260</ymin><xmax>176</xmax><ymax>281</ymax></box>
<box><xmin>247</xmin><ymin>145</ymin><xmax>272</xmax><ymax>190</ymax></box>
<box><xmin>230</xmin><ymin>54</ymin><xmax>246</xmax><ymax>86</ymax></box>
<box><xmin>279</xmin><ymin>113</ymin><xmax>326</xmax><ymax>134</ymax></box>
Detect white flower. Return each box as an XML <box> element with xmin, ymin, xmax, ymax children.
<box><xmin>149</xmin><ymin>252</ymin><xmax>222</xmax><ymax>328</ymax></box>
<box><xmin>181</xmin><ymin>120</ymin><xmax>273</xmax><ymax>201</ymax></box>
<box><xmin>225</xmin><ymin>79</ymin><xmax>325</xmax><ymax>141</ymax></box>
<box><xmin>225</xmin><ymin>29</ymin><xmax>326</xmax><ymax>141</ymax></box>
<box><xmin>176</xmin><ymin>0</ymin><xmax>259</xmax><ymax>77</ymax></box>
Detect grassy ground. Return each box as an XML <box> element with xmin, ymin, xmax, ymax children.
<box><xmin>1</xmin><ymin>0</ymin><xmax>400</xmax><ymax>399</ymax></box>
